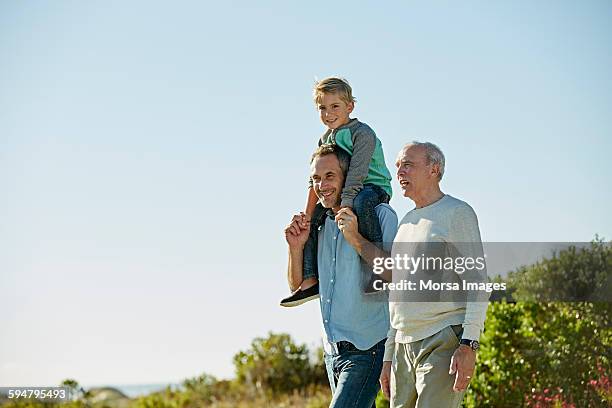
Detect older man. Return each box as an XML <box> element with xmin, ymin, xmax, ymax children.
<box><xmin>285</xmin><ymin>144</ymin><xmax>397</xmax><ymax>408</ymax></box>
<box><xmin>379</xmin><ymin>142</ymin><xmax>489</xmax><ymax>408</ymax></box>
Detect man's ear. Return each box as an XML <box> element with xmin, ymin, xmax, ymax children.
<box><xmin>430</xmin><ymin>163</ymin><xmax>441</xmax><ymax>179</ymax></box>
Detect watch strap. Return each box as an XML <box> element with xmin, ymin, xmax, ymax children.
<box><xmin>460</xmin><ymin>339</ymin><xmax>479</xmax><ymax>351</ymax></box>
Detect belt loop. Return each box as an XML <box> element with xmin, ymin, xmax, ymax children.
<box><xmin>332</xmin><ymin>342</ymin><xmax>339</xmax><ymax>355</ymax></box>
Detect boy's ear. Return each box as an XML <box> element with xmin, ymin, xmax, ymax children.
<box><xmin>347</xmin><ymin>101</ymin><xmax>355</xmax><ymax>113</ymax></box>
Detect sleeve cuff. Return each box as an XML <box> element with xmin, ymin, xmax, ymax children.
<box><xmin>340</xmin><ymin>197</ymin><xmax>354</xmax><ymax>208</ymax></box>
<box><xmin>383</xmin><ymin>347</ymin><xmax>394</xmax><ymax>361</ymax></box>
<box><xmin>462</xmin><ymin>324</ymin><xmax>482</xmax><ymax>341</ymax></box>
<box><xmin>383</xmin><ymin>335</ymin><xmax>395</xmax><ymax>361</ymax></box>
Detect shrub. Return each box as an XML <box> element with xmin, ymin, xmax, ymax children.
<box><xmin>465</xmin><ymin>238</ymin><xmax>612</xmax><ymax>407</ymax></box>
<box><xmin>233</xmin><ymin>332</ymin><xmax>325</xmax><ymax>397</ymax></box>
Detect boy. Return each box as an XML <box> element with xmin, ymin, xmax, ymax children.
<box><xmin>280</xmin><ymin>77</ymin><xmax>393</xmax><ymax>307</ymax></box>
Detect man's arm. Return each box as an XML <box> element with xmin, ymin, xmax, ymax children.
<box><xmin>285</xmin><ymin>213</ymin><xmax>311</xmax><ymax>291</ymax></box>
<box><xmin>379</xmin><ymin>326</ymin><xmax>397</xmax><ymax>399</ymax></box>
<box><xmin>304</xmin><ymin>187</ymin><xmax>319</xmax><ymax>218</ymax></box>
<box><xmin>335</xmin><ymin>207</ymin><xmax>396</xmax><ymax>282</ymax></box>
<box><xmin>287</xmin><ymin>247</ymin><xmax>303</xmax><ymax>292</ymax></box>
<box><xmin>448</xmin><ymin>204</ymin><xmax>488</xmax><ymax>392</ymax></box>
<box><xmin>450</xmin><ymin>204</ymin><xmax>489</xmax><ymax>340</ymax></box>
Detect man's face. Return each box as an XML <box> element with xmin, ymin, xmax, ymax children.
<box><xmin>395</xmin><ymin>145</ymin><xmax>438</xmax><ymax>199</ymax></box>
<box><xmin>311</xmin><ymin>154</ymin><xmax>345</xmax><ymax>208</ymax></box>
<box><xmin>317</xmin><ymin>92</ymin><xmax>354</xmax><ymax>130</ymax></box>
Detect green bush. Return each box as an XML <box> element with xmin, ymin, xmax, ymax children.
<box><xmin>508</xmin><ymin>239</ymin><xmax>610</xmax><ymax>302</ymax></box>
<box><xmin>465</xmin><ymin>301</ymin><xmax>611</xmax><ymax>407</ymax></box>
<box><xmin>4</xmin><ymin>240</ymin><xmax>610</xmax><ymax>407</ymax></box>
<box><xmin>375</xmin><ymin>390</ymin><xmax>390</xmax><ymax>408</ymax></box>
<box><xmin>465</xmin><ymin>239</ymin><xmax>612</xmax><ymax>407</ymax></box>
<box><xmin>233</xmin><ymin>332</ymin><xmax>326</xmax><ymax>397</ymax></box>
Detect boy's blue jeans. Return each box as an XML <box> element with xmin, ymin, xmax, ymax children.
<box><xmin>302</xmin><ymin>184</ymin><xmax>390</xmax><ymax>280</ymax></box>
<box><xmin>324</xmin><ymin>338</ymin><xmax>385</xmax><ymax>408</ymax></box>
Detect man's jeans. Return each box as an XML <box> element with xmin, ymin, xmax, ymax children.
<box><xmin>324</xmin><ymin>339</ymin><xmax>385</xmax><ymax>408</ymax></box>
<box><xmin>303</xmin><ymin>184</ymin><xmax>390</xmax><ymax>280</ymax></box>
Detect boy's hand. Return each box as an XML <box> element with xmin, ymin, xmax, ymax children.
<box><xmin>285</xmin><ymin>212</ymin><xmax>310</xmax><ymax>249</ymax></box>
<box><xmin>299</xmin><ymin>212</ymin><xmax>311</xmax><ymax>229</ymax></box>
<box><xmin>335</xmin><ymin>208</ymin><xmax>360</xmax><ymax>246</ymax></box>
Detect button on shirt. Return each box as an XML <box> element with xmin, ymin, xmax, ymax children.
<box><xmin>318</xmin><ymin>204</ymin><xmax>398</xmax><ymax>353</ymax></box>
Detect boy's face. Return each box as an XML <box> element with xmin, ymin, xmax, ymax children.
<box><xmin>317</xmin><ymin>92</ymin><xmax>354</xmax><ymax>130</ymax></box>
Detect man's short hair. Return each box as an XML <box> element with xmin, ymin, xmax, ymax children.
<box><xmin>313</xmin><ymin>77</ymin><xmax>356</xmax><ymax>106</ymax></box>
<box><xmin>310</xmin><ymin>144</ymin><xmax>350</xmax><ymax>177</ymax></box>
<box><xmin>406</xmin><ymin>141</ymin><xmax>446</xmax><ymax>180</ymax></box>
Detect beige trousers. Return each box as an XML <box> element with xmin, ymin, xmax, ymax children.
<box><xmin>390</xmin><ymin>325</ymin><xmax>465</xmax><ymax>408</ymax></box>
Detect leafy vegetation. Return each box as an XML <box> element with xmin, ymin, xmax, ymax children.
<box><xmin>2</xmin><ymin>239</ymin><xmax>610</xmax><ymax>407</ymax></box>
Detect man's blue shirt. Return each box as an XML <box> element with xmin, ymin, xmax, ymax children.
<box><xmin>317</xmin><ymin>203</ymin><xmax>398</xmax><ymax>352</ymax></box>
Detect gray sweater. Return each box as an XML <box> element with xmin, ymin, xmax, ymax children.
<box><xmin>384</xmin><ymin>194</ymin><xmax>489</xmax><ymax>361</ymax></box>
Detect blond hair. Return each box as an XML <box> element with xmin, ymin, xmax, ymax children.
<box><xmin>313</xmin><ymin>77</ymin><xmax>356</xmax><ymax>105</ymax></box>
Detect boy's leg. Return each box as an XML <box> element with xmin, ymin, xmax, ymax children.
<box><xmin>352</xmin><ymin>185</ymin><xmax>390</xmax><ymax>292</ymax></box>
<box><xmin>302</xmin><ymin>203</ymin><xmax>326</xmax><ymax>282</ymax></box>
<box><xmin>352</xmin><ymin>185</ymin><xmax>389</xmax><ymax>244</ymax></box>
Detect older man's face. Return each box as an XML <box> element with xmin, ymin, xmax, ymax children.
<box><xmin>311</xmin><ymin>154</ymin><xmax>345</xmax><ymax>208</ymax></box>
<box><xmin>395</xmin><ymin>145</ymin><xmax>437</xmax><ymax>199</ymax></box>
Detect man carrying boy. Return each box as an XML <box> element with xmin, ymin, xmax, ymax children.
<box><xmin>285</xmin><ymin>144</ymin><xmax>397</xmax><ymax>407</ymax></box>
<box><xmin>281</xmin><ymin>77</ymin><xmax>393</xmax><ymax>306</ymax></box>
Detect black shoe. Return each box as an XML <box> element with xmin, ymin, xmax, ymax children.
<box><xmin>280</xmin><ymin>283</ymin><xmax>320</xmax><ymax>307</ymax></box>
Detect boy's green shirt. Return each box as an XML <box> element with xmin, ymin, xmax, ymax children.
<box><xmin>319</xmin><ymin>118</ymin><xmax>392</xmax><ymax>207</ymax></box>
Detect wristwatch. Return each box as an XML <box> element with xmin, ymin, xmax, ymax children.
<box><xmin>459</xmin><ymin>339</ymin><xmax>480</xmax><ymax>352</ymax></box>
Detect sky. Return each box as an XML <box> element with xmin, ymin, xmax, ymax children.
<box><xmin>1</xmin><ymin>0</ymin><xmax>611</xmax><ymax>387</ymax></box>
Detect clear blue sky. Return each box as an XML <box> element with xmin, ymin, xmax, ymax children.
<box><xmin>1</xmin><ymin>0</ymin><xmax>611</xmax><ymax>387</ymax></box>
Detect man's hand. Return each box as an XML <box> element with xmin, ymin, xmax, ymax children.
<box><xmin>449</xmin><ymin>345</ymin><xmax>476</xmax><ymax>392</ymax></box>
<box><xmin>284</xmin><ymin>212</ymin><xmax>310</xmax><ymax>249</ymax></box>
<box><xmin>335</xmin><ymin>207</ymin><xmax>360</xmax><ymax>246</ymax></box>
<box><xmin>379</xmin><ymin>361</ymin><xmax>391</xmax><ymax>400</ymax></box>
<box><xmin>334</xmin><ymin>207</ymin><xmax>392</xmax><ymax>282</ymax></box>
<box><xmin>299</xmin><ymin>212</ymin><xmax>311</xmax><ymax>230</ymax></box>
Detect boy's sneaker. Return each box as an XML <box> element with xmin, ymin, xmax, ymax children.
<box><xmin>280</xmin><ymin>283</ymin><xmax>320</xmax><ymax>307</ymax></box>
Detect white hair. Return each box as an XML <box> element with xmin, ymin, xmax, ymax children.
<box><xmin>404</xmin><ymin>141</ymin><xmax>446</xmax><ymax>180</ymax></box>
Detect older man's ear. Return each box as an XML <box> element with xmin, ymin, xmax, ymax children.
<box><xmin>431</xmin><ymin>163</ymin><xmax>441</xmax><ymax>179</ymax></box>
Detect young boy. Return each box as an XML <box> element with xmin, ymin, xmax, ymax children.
<box><xmin>280</xmin><ymin>77</ymin><xmax>393</xmax><ymax>307</ymax></box>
